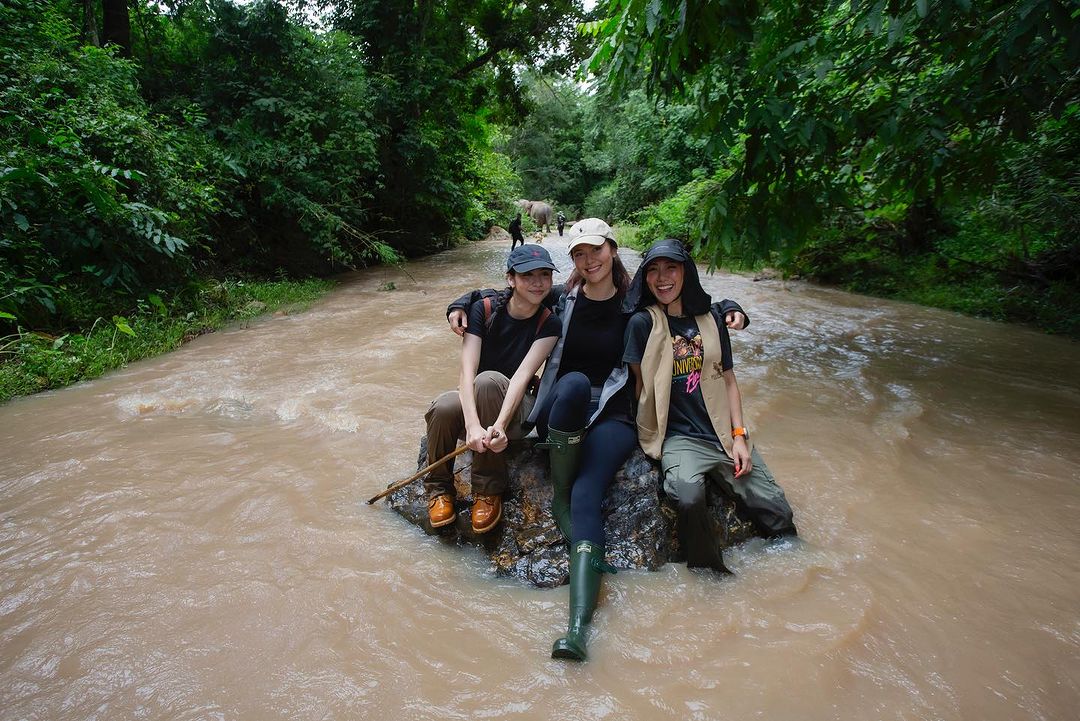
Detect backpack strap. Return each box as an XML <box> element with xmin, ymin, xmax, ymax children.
<box><xmin>485</xmin><ymin>297</ymin><xmax>551</xmax><ymax>336</ymax></box>
<box><xmin>534</xmin><ymin>307</ymin><xmax>552</xmax><ymax>336</ymax></box>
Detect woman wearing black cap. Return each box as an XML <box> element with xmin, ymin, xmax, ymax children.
<box><xmin>623</xmin><ymin>239</ymin><xmax>798</xmax><ymax>575</ymax></box>
<box><xmin>447</xmin><ymin>221</ymin><xmax>749</xmax><ymax>661</ymax></box>
<box><xmin>424</xmin><ymin>244</ymin><xmax>562</xmax><ymax>535</ymax></box>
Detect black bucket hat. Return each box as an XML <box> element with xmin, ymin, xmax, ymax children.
<box><xmin>624</xmin><ymin>239</ymin><xmax>711</xmax><ymax>315</ymax></box>
<box><xmin>507</xmin><ymin>244</ymin><xmax>559</xmax><ymax>273</ymax></box>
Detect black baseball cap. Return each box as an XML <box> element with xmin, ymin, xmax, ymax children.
<box><xmin>507</xmin><ymin>244</ymin><xmax>559</xmax><ymax>273</ymax></box>
<box><xmin>640</xmin><ymin>239</ymin><xmax>691</xmax><ymax>266</ymax></box>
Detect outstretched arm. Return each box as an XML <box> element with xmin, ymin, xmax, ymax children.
<box><xmin>446</xmin><ymin>286</ymin><xmax>563</xmax><ymax>336</ymax></box>
<box><xmin>447</xmin><ymin>289</ymin><xmax>485</xmax><ymax>337</ymax></box>
<box><xmin>485</xmin><ymin>336</ymin><xmax>559</xmax><ymax>453</ymax></box>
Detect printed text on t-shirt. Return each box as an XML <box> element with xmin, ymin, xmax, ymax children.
<box><xmin>672</xmin><ymin>331</ymin><xmax>704</xmax><ymax>395</ymax></box>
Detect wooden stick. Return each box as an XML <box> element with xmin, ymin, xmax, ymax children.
<box><xmin>366</xmin><ymin>445</ymin><xmax>469</xmax><ymax>505</ymax></box>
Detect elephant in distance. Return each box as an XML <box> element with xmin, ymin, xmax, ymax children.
<box><xmin>516</xmin><ymin>199</ymin><xmax>553</xmax><ymax>234</ymax></box>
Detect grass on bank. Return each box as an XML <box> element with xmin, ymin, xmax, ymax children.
<box><xmin>0</xmin><ymin>278</ymin><xmax>335</xmax><ymax>403</ymax></box>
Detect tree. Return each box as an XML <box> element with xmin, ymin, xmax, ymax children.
<box><xmin>586</xmin><ymin>0</ymin><xmax>1080</xmax><ymax>263</ymax></box>
<box><xmin>83</xmin><ymin>0</ymin><xmax>100</xmax><ymax>45</ymax></box>
<box><xmin>319</xmin><ymin>0</ymin><xmax>591</xmax><ymax>249</ymax></box>
<box><xmin>504</xmin><ymin>75</ymin><xmax>594</xmax><ymax>211</ymax></box>
<box><xmin>101</xmin><ymin>0</ymin><xmax>131</xmax><ymax>55</ymax></box>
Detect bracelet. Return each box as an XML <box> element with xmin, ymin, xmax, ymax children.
<box><xmin>731</xmin><ymin>426</ymin><xmax>748</xmax><ymax>439</ymax></box>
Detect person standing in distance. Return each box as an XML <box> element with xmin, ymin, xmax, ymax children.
<box><xmin>508</xmin><ymin>213</ymin><xmax>525</xmax><ymax>249</ymax></box>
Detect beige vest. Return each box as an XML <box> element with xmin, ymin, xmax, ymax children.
<box><xmin>636</xmin><ymin>306</ymin><xmax>751</xmax><ymax>459</ymax></box>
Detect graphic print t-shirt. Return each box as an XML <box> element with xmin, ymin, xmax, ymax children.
<box><xmin>623</xmin><ymin>311</ymin><xmax>733</xmax><ymax>443</ymax></box>
<box><xmin>465</xmin><ymin>298</ymin><xmax>561</xmax><ymax>378</ymax></box>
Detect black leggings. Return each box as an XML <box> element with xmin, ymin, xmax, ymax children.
<box><xmin>535</xmin><ymin>373</ymin><xmax>638</xmax><ymax>545</ymax></box>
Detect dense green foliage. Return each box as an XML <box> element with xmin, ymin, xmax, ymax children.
<box><xmin>324</xmin><ymin>0</ymin><xmax>589</xmax><ymax>245</ymax></box>
<box><xmin>572</xmin><ymin>0</ymin><xmax>1078</xmax><ymax>335</ymax></box>
<box><xmin>587</xmin><ymin>0</ymin><xmax>1078</xmax><ymax>257</ymax></box>
<box><xmin>1</xmin><ymin>1</ymin><xmax>217</xmax><ymax>329</ymax></box>
<box><xmin>504</xmin><ymin>79</ymin><xmax>717</xmax><ymax>222</ymax></box>
<box><xmin>2</xmin><ymin>0</ymin><xmax>579</xmax><ymax>336</ymax></box>
<box><xmin>148</xmin><ymin>1</ymin><xmax>391</xmax><ymax>272</ymax></box>
<box><xmin>502</xmin><ymin>75</ymin><xmax>597</xmax><ymax>217</ymax></box>
<box><xmin>0</xmin><ymin>0</ymin><xmax>588</xmax><ymax>399</ymax></box>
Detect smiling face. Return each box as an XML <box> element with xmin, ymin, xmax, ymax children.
<box><xmin>508</xmin><ymin>268</ymin><xmax>553</xmax><ymax>305</ymax></box>
<box><xmin>570</xmin><ymin>241</ymin><xmax>615</xmax><ymax>287</ymax></box>
<box><xmin>645</xmin><ymin>258</ymin><xmax>684</xmax><ymax>314</ymax></box>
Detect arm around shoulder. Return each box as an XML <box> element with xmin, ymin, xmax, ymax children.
<box><xmin>447</xmin><ymin>288</ymin><xmax>487</xmax><ymax>317</ymax></box>
<box><xmin>715</xmin><ymin>298</ymin><xmax>749</xmax><ymax>330</ymax></box>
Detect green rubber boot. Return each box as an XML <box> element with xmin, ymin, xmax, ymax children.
<box><xmin>551</xmin><ymin>540</ymin><xmax>617</xmax><ymax>661</ymax></box>
<box><xmin>537</xmin><ymin>426</ymin><xmax>585</xmax><ymax>539</ymax></box>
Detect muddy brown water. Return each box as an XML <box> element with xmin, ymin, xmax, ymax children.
<box><xmin>2</xmin><ymin>234</ymin><xmax>1078</xmax><ymax>720</ymax></box>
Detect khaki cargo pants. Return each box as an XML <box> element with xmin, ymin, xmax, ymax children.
<box><xmin>424</xmin><ymin>370</ymin><xmax>535</xmax><ymax>497</ymax></box>
<box><xmin>661</xmin><ymin>435</ymin><xmax>796</xmax><ymax>537</ymax></box>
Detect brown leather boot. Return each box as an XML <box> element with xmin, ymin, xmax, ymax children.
<box><xmin>471</xmin><ymin>494</ymin><xmax>503</xmax><ymax>533</ymax></box>
<box><xmin>427</xmin><ymin>494</ymin><xmax>456</xmax><ymax>528</ymax></box>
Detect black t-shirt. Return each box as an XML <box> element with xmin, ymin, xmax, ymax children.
<box><xmin>623</xmin><ymin>310</ymin><xmax>733</xmax><ymax>443</ymax></box>
<box><xmin>559</xmin><ymin>292</ymin><xmax>628</xmax><ymax>386</ymax></box>
<box><xmin>465</xmin><ymin>298</ymin><xmax>562</xmax><ymax>378</ymax></box>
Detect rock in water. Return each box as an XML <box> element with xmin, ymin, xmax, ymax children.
<box><xmin>385</xmin><ymin>438</ymin><xmax>759</xmax><ymax>587</ymax></box>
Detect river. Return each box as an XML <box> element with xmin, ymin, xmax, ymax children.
<box><xmin>1</xmin><ymin>233</ymin><xmax>1078</xmax><ymax>720</ymax></box>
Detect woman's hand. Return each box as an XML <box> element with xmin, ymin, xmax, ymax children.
<box><xmin>732</xmin><ymin>436</ymin><xmax>752</xmax><ymax>478</ymax></box>
<box><xmin>448</xmin><ymin>309</ymin><xmax>468</xmax><ymax>336</ymax></box>
<box><xmin>485</xmin><ymin>426</ymin><xmax>508</xmax><ymax>453</ymax></box>
<box><xmin>465</xmin><ymin>423</ymin><xmax>488</xmax><ymax>453</ymax></box>
<box><xmin>724</xmin><ymin>310</ymin><xmax>747</xmax><ymax>330</ymax></box>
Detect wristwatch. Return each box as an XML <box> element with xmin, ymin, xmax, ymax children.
<box><xmin>731</xmin><ymin>426</ymin><xmax>749</xmax><ymax>440</ymax></box>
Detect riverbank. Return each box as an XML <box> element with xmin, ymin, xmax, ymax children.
<box><xmin>619</xmin><ymin>225</ymin><xmax>1080</xmax><ymax>340</ymax></box>
<box><xmin>0</xmin><ymin>277</ymin><xmax>334</xmax><ymax>403</ymax></box>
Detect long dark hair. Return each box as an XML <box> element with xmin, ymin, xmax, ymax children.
<box><xmin>565</xmin><ymin>239</ymin><xmax>631</xmax><ymax>300</ymax></box>
<box><xmin>489</xmin><ymin>283</ymin><xmax>514</xmax><ymax>323</ymax></box>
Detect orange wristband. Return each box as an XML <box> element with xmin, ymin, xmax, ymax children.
<box><xmin>731</xmin><ymin>426</ymin><xmax>748</xmax><ymax>439</ymax></box>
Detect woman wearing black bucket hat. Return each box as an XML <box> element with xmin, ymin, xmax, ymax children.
<box><xmin>423</xmin><ymin>244</ymin><xmax>562</xmax><ymax>535</ymax></box>
<box><xmin>623</xmin><ymin>239</ymin><xmax>798</xmax><ymax>575</ymax></box>
<box><xmin>446</xmin><ymin>222</ymin><xmax>750</xmax><ymax>661</ymax></box>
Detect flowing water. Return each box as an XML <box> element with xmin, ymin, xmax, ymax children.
<box><xmin>2</xmin><ymin>234</ymin><xmax>1078</xmax><ymax>721</ymax></box>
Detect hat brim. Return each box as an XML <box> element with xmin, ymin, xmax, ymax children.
<box><xmin>642</xmin><ymin>244</ymin><xmax>690</xmax><ymax>266</ymax></box>
<box><xmin>510</xmin><ymin>260</ymin><xmax>559</xmax><ymax>273</ymax></box>
<box><xmin>567</xmin><ymin>235</ymin><xmax>614</xmax><ymax>253</ymax></box>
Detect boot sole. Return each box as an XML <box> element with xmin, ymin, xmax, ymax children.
<box><xmin>471</xmin><ymin>506</ymin><xmax>502</xmax><ymax>534</ymax></box>
<box><xmin>429</xmin><ymin>513</ymin><xmax>457</xmax><ymax>528</ymax></box>
<box><xmin>551</xmin><ymin>640</ymin><xmax>586</xmax><ymax>661</ymax></box>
